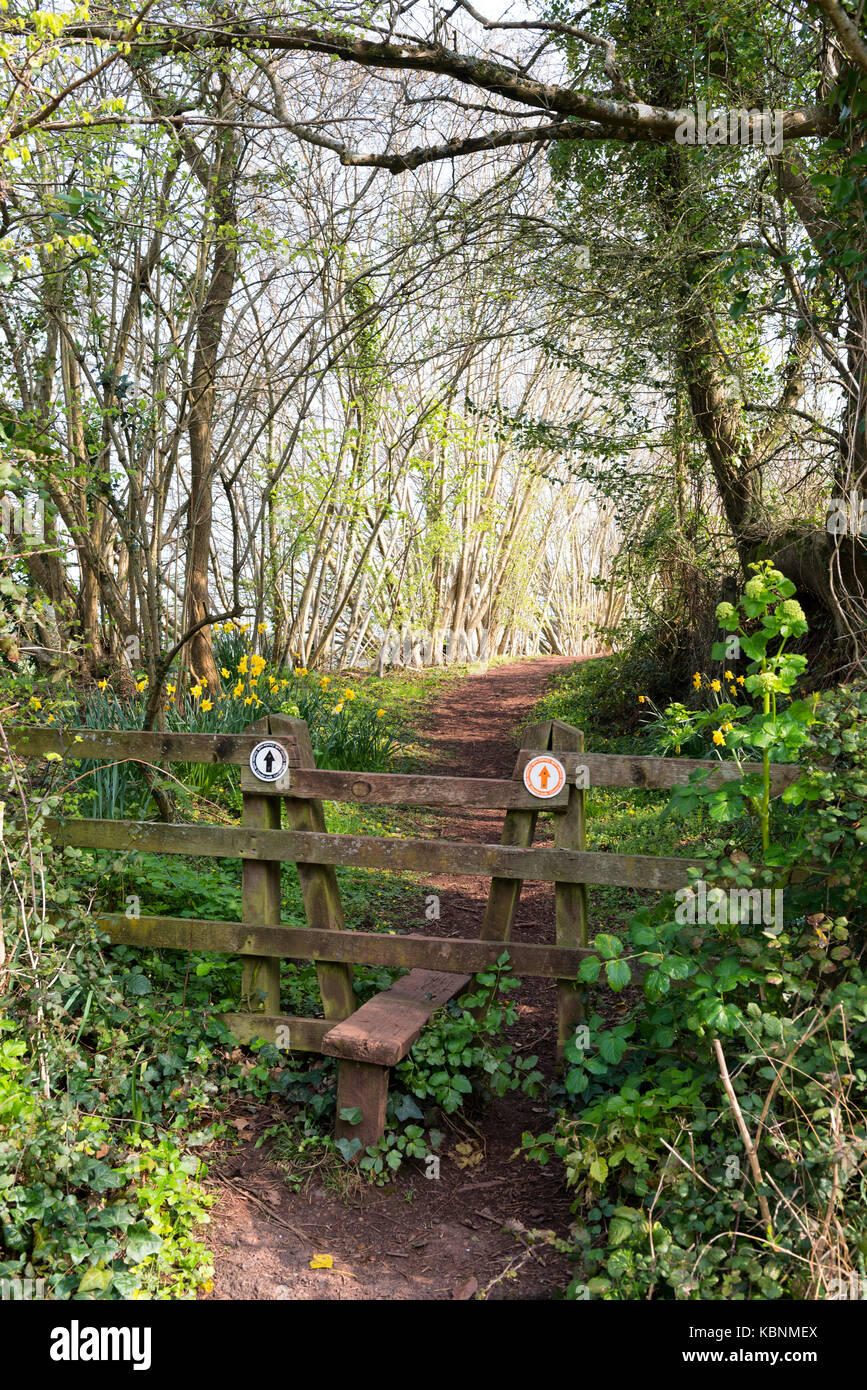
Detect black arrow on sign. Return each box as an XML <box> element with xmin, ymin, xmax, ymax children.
<box><xmin>263</xmin><ymin>750</ymin><xmax>275</xmax><ymax>774</ymax></box>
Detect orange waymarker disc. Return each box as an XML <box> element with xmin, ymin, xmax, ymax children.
<box><xmin>522</xmin><ymin>755</ymin><xmax>567</xmax><ymax>799</ymax></box>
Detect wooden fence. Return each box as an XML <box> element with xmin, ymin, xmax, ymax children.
<box><xmin>10</xmin><ymin>715</ymin><xmax>800</xmax><ymax>1145</ymax></box>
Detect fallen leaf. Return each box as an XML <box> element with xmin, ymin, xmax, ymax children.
<box><xmin>309</xmin><ymin>1253</ymin><xmax>333</xmax><ymax>1270</ymax></box>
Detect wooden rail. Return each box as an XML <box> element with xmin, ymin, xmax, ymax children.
<box><xmin>46</xmin><ymin>817</ymin><xmax>703</xmax><ymax>891</ymax></box>
<box><xmin>94</xmin><ymin>913</ymin><xmax>593</xmax><ymax>974</ymax></box>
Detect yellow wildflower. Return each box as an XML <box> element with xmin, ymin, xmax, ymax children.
<box><xmin>201</xmin><ymin>699</ymin><xmax>213</xmax><ymax>712</ymax></box>
<box><xmin>376</xmin><ymin>709</ymin><xmax>385</xmax><ymax>717</ymax></box>
<box><xmin>98</xmin><ymin>679</ymin><xmax>108</xmax><ymax>691</ymax></box>
<box><xmin>299</xmin><ymin>667</ymin><xmax>308</xmax><ymax>677</ymax></box>
<box><xmin>729</xmin><ymin>684</ymin><xmax>737</xmax><ymax>695</ymax></box>
<box><xmin>166</xmin><ymin>683</ymin><xmax>176</xmax><ymax>697</ymax></box>
<box><xmin>712</xmin><ymin>729</ymin><xmax>726</xmax><ymax>746</ymax></box>
<box><xmin>46</xmin><ymin>714</ymin><xmax>55</xmax><ymax>723</ymax></box>
<box><xmin>692</xmin><ymin>672</ymin><xmax>702</xmax><ymax>690</ymax></box>
<box><xmin>343</xmin><ymin>688</ymin><xmax>356</xmax><ymax>700</ymax></box>
<box><xmin>221</xmin><ymin>667</ymin><xmax>230</xmax><ymax>679</ymax></box>
<box><xmin>320</xmin><ymin>676</ymin><xmax>330</xmax><ymax>688</ymax></box>
<box><xmin>724</xmin><ymin>670</ymin><xmax>734</xmax><ymax>680</ymax></box>
<box><xmin>239</xmin><ymin>623</ymin><xmax>249</xmax><ymax>634</ymax></box>
<box><xmin>710</xmin><ymin>679</ymin><xmax>720</xmax><ymax>692</ymax></box>
<box><xmin>333</xmin><ymin>703</ymin><xmax>344</xmax><ymax>714</ymax></box>
<box><xmin>30</xmin><ymin>696</ymin><xmax>42</xmax><ymax>709</ymax></box>
<box><xmin>637</xmin><ymin>695</ymin><xmax>646</xmax><ymax>704</ymax></box>
<box><xmin>191</xmin><ymin>685</ymin><xmax>202</xmax><ymax>700</ymax></box>
<box><xmin>136</xmin><ymin>679</ymin><xmax>148</xmax><ymax>692</ymax></box>
<box><xmin>250</xmin><ymin>654</ymin><xmax>266</xmax><ymax>676</ymax></box>
<box><xmin>736</xmin><ymin>675</ymin><xmax>745</xmax><ymax>685</ymax></box>
<box><xmin>233</xmin><ymin>680</ymin><xmax>244</xmax><ymax>698</ymax></box>
<box><xmin>258</xmin><ymin>623</ymin><xmax>267</xmax><ymax>633</ymax></box>
<box><xmin>237</xmin><ymin>655</ymin><xmax>248</xmax><ymax>674</ymax></box>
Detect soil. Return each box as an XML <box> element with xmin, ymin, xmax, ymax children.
<box><xmin>204</xmin><ymin>654</ymin><xmax>601</xmax><ymax>1301</ymax></box>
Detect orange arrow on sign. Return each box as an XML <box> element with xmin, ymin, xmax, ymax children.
<box><xmin>537</xmin><ymin>765</ymin><xmax>550</xmax><ymax>788</ymax></box>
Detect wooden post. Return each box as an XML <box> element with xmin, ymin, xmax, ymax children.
<box><xmin>480</xmin><ymin>719</ymin><xmax>553</xmax><ymax>942</ymax></box>
<box><xmin>552</xmin><ymin>719</ymin><xmax>589</xmax><ymax>1068</ymax></box>
<box><xmin>269</xmin><ymin>716</ymin><xmax>356</xmax><ymax>1023</ymax></box>
<box><xmin>240</xmin><ymin>717</ymin><xmax>282</xmax><ymax>1014</ymax></box>
<box><xmin>334</xmin><ymin>1060</ymin><xmax>389</xmax><ymax>1149</ymax></box>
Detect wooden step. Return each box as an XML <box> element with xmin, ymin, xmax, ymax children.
<box><xmin>321</xmin><ymin>968</ymin><xmax>471</xmax><ymax>1067</ymax></box>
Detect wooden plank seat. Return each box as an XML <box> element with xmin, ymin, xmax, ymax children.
<box><xmin>322</xmin><ymin>968</ymin><xmax>472</xmax><ymax>1146</ymax></box>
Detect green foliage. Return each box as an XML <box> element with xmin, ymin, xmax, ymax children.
<box><xmin>523</xmin><ymin>571</ymin><xmax>867</xmax><ymax>1299</ymax></box>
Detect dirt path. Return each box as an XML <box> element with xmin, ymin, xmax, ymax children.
<box><xmin>205</xmin><ymin>655</ymin><xmax>589</xmax><ymax>1301</ymax></box>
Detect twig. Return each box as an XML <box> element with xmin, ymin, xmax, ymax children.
<box><xmin>713</xmin><ymin>1038</ymin><xmax>774</xmax><ymax>1240</ymax></box>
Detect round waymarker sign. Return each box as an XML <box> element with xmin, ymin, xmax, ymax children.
<box><xmin>249</xmin><ymin>740</ymin><xmax>290</xmax><ymax>783</ymax></box>
<box><xmin>523</xmin><ymin>754</ymin><xmax>566</xmax><ymax>799</ymax></box>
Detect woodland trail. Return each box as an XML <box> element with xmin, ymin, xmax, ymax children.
<box><xmin>205</xmin><ymin>655</ymin><xmax>594</xmax><ymax>1301</ymax></box>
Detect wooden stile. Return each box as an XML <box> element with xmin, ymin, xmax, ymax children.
<box><xmin>14</xmin><ymin>714</ymin><xmax>804</xmax><ymax>1149</ymax></box>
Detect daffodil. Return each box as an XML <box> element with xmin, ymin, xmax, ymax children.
<box><xmin>736</xmin><ymin>675</ymin><xmax>745</xmax><ymax>685</ymax></box>
<box><xmin>692</xmin><ymin>672</ymin><xmax>702</xmax><ymax>690</ymax></box>
<box><xmin>333</xmin><ymin>702</ymin><xmax>344</xmax><ymax>714</ymax></box>
<box><xmin>637</xmin><ymin>695</ymin><xmax>646</xmax><ymax>704</ymax></box>
<box><xmin>221</xmin><ymin>667</ymin><xmax>230</xmax><ymax>679</ymax></box>
<box><xmin>724</xmin><ymin>670</ymin><xmax>734</xmax><ymax>680</ymax></box>
<box><xmin>98</xmin><ymin>679</ymin><xmax>108</xmax><ymax>691</ymax></box>
<box><xmin>166</xmin><ymin>682</ymin><xmax>176</xmax><ymax>697</ymax></box>
<box><xmin>136</xmin><ymin>679</ymin><xmax>147</xmax><ymax>692</ymax></box>
<box><xmin>233</xmin><ymin>680</ymin><xmax>244</xmax><ymax>698</ymax></box>
<box><xmin>343</xmin><ymin>688</ymin><xmax>356</xmax><ymax>700</ymax></box>
<box><xmin>237</xmin><ymin>655</ymin><xmax>248</xmax><ymax>675</ymax></box>
<box><xmin>710</xmin><ymin>679</ymin><xmax>721</xmax><ymax>692</ymax></box>
<box><xmin>191</xmin><ymin>685</ymin><xmax>202</xmax><ymax>700</ymax></box>
<box><xmin>30</xmin><ymin>696</ymin><xmax>42</xmax><ymax>709</ymax></box>
<box><xmin>376</xmin><ymin>709</ymin><xmax>385</xmax><ymax>717</ymax></box>
<box><xmin>202</xmin><ymin>698</ymin><xmax>213</xmax><ymax>711</ymax></box>
<box><xmin>712</xmin><ymin>729</ymin><xmax>726</xmax><ymax>746</ymax></box>
<box><xmin>250</xmin><ymin>654</ymin><xmax>266</xmax><ymax>676</ymax></box>
<box><xmin>257</xmin><ymin>622</ymin><xmax>267</xmax><ymax>634</ymax></box>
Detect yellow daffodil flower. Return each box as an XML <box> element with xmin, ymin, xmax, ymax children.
<box><xmin>710</xmin><ymin>679</ymin><xmax>721</xmax><ymax>692</ymax></box>
<box><xmin>191</xmin><ymin>685</ymin><xmax>202</xmax><ymax>700</ymax></box>
<box><xmin>221</xmin><ymin>668</ymin><xmax>230</xmax><ymax>679</ymax></box>
<box><xmin>202</xmin><ymin>698</ymin><xmax>213</xmax><ymax>711</ymax></box>
<box><xmin>98</xmin><ymin>679</ymin><xmax>108</xmax><ymax>691</ymax></box>
<box><xmin>712</xmin><ymin>729</ymin><xmax>726</xmax><ymax>746</ymax></box>
<box><xmin>30</xmin><ymin>696</ymin><xmax>42</xmax><ymax>709</ymax></box>
<box><xmin>237</xmin><ymin>655</ymin><xmax>248</xmax><ymax>674</ymax></box>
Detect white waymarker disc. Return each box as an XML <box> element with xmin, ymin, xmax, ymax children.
<box><xmin>523</xmin><ymin>754</ymin><xmax>567</xmax><ymax>799</ymax></box>
<box><xmin>249</xmin><ymin>740</ymin><xmax>290</xmax><ymax>783</ymax></box>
